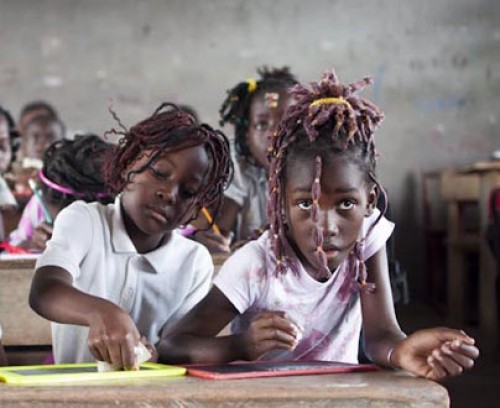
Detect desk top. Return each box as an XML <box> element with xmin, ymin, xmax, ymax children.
<box><xmin>0</xmin><ymin>370</ymin><xmax>449</xmax><ymax>408</ymax></box>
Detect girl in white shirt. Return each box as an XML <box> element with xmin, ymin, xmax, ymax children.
<box><xmin>30</xmin><ymin>103</ymin><xmax>232</xmax><ymax>369</ymax></box>
<box><xmin>159</xmin><ymin>71</ymin><xmax>479</xmax><ymax>382</ymax></box>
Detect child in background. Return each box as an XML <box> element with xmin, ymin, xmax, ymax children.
<box><xmin>0</xmin><ymin>322</ymin><xmax>7</xmax><ymax>366</ymax></box>
<box><xmin>158</xmin><ymin>70</ymin><xmax>479</xmax><ymax>382</ymax></box>
<box><xmin>17</xmin><ymin>100</ymin><xmax>59</xmax><ymax>139</ymax></box>
<box><xmin>0</xmin><ymin>106</ymin><xmax>19</xmax><ymax>241</ymax></box>
<box><xmin>192</xmin><ymin>67</ymin><xmax>298</xmax><ymax>252</ymax></box>
<box><xmin>8</xmin><ymin>135</ymin><xmax>112</xmax><ymax>251</ymax></box>
<box><xmin>29</xmin><ymin>103</ymin><xmax>232</xmax><ymax>370</ymax></box>
<box><xmin>8</xmin><ymin>114</ymin><xmax>65</xmax><ymax>205</ymax></box>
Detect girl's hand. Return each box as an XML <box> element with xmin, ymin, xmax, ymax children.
<box><xmin>87</xmin><ymin>305</ymin><xmax>141</xmax><ymax>370</ymax></box>
<box><xmin>392</xmin><ymin>327</ymin><xmax>479</xmax><ymax>381</ymax></box>
<box><xmin>31</xmin><ymin>222</ymin><xmax>53</xmax><ymax>251</ymax></box>
<box><xmin>193</xmin><ymin>229</ymin><xmax>232</xmax><ymax>253</ymax></box>
<box><xmin>240</xmin><ymin>311</ymin><xmax>302</xmax><ymax>361</ymax></box>
<box><xmin>141</xmin><ymin>336</ymin><xmax>158</xmax><ymax>363</ymax></box>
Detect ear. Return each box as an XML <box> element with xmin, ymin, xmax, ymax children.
<box><xmin>365</xmin><ymin>185</ymin><xmax>378</xmax><ymax>217</ymax></box>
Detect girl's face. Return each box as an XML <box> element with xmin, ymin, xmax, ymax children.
<box><xmin>22</xmin><ymin>121</ymin><xmax>63</xmax><ymax>160</ymax></box>
<box><xmin>246</xmin><ymin>89</ymin><xmax>293</xmax><ymax>170</ymax></box>
<box><xmin>284</xmin><ymin>154</ymin><xmax>376</xmax><ymax>279</ymax></box>
<box><xmin>121</xmin><ymin>144</ymin><xmax>209</xmax><ymax>245</ymax></box>
<box><xmin>0</xmin><ymin>118</ymin><xmax>12</xmax><ymax>173</ymax></box>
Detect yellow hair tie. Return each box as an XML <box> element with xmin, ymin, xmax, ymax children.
<box><xmin>246</xmin><ymin>78</ymin><xmax>257</xmax><ymax>93</ymax></box>
<box><xmin>310</xmin><ymin>97</ymin><xmax>352</xmax><ymax>109</ymax></box>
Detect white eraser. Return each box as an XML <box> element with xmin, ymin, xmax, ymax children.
<box><xmin>97</xmin><ymin>342</ymin><xmax>152</xmax><ymax>372</ymax></box>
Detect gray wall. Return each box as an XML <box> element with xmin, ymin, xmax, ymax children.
<box><xmin>1</xmin><ymin>0</ymin><xmax>499</xmax><ymax>296</ymax></box>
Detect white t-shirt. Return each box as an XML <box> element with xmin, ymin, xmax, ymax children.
<box><xmin>36</xmin><ymin>197</ymin><xmax>213</xmax><ymax>364</ymax></box>
<box><xmin>214</xmin><ymin>210</ymin><xmax>394</xmax><ymax>363</ymax></box>
<box><xmin>224</xmin><ymin>149</ymin><xmax>268</xmax><ymax>241</ymax></box>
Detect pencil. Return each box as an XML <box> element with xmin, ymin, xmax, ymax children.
<box><xmin>28</xmin><ymin>179</ymin><xmax>53</xmax><ymax>225</ymax></box>
<box><xmin>201</xmin><ymin>207</ymin><xmax>222</xmax><ymax>236</ymax></box>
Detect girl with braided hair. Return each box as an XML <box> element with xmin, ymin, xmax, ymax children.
<box><xmin>158</xmin><ymin>70</ymin><xmax>478</xmax><ymax>381</ymax></box>
<box><xmin>8</xmin><ymin>134</ymin><xmax>113</xmax><ymax>251</ymax></box>
<box><xmin>30</xmin><ymin>103</ymin><xmax>233</xmax><ymax>370</ymax></box>
<box><xmin>192</xmin><ymin>66</ymin><xmax>298</xmax><ymax>252</ymax></box>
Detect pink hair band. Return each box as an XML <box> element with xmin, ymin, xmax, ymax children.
<box><xmin>38</xmin><ymin>170</ymin><xmax>109</xmax><ymax>199</ymax></box>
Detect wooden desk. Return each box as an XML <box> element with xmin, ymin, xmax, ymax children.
<box><xmin>441</xmin><ymin>164</ymin><xmax>500</xmax><ymax>351</ymax></box>
<box><xmin>0</xmin><ymin>258</ymin><xmax>50</xmax><ymax>347</ymax></box>
<box><xmin>0</xmin><ymin>370</ymin><xmax>449</xmax><ymax>407</ymax></box>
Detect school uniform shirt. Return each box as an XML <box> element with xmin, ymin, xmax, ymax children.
<box><xmin>214</xmin><ymin>209</ymin><xmax>394</xmax><ymax>363</ymax></box>
<box><xmin>224</xmin><ymin>150</ymin><xmax>268</xmax><ymax>241</ymax></box>
<box><xmin>36</xmin><ymin>196</ymin><xmax>213</xmax><ymax>364</ymax></box>
<box><xmin>8</xmin><ymin>195</ymin><xmax>44</xmax><ymax>246</ymax></box>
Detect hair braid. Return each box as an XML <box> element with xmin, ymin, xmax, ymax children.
<box><xmin>268</xmin><ymin>69</ymin><xmax>386</xmax><ymax>293</ymax></box>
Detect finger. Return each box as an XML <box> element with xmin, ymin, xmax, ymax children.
<box><xmin>433</xmin><ymin>327</ymin><xmax>476</xmax><ymax>345</ymax></box>
<box><xmin>39</xmin><ymin>223</ymin><xmax>54</xmax><ymax>234</ymax></box>
<box><xmin>432</xmin><ymin>349</ymin><xmax>463</xmax><ymax>377</ymax></box>
<box><xmin>449</xmin><ymin>340</ymin><xmax>480</xmax><ymax>360</ymax></box>
<box><xmin>261</xmin><ymin>327</ymin><xmax>298</xmax><ymax>348</ymax></box>
<box><xmin>121</xmin><ymin>335</ymin><xmax>138</xmax><ymax>370</ymax></box>
<box><xmin>427</xmin><ymin>356</ymin><xmax>447</xmax><ymax>381</ymax></box>
<box><xmin>105</xmin><ymin>337</ymin><xmax>123</xmax><ymax>369</ymax></box>
<box><xmin>88</xmin><ymin>338</ymin><xmax>110</xmax><ymax>363</ymax></box>
<box><xmin>255</xmin><ymin>339</ymin><xmax>299</xmax><ymax>359</ymax></box>
<box><xmin>442</xmin><ymin>342</ymin><xmax>477</xmax><ymax>369</ymax></box>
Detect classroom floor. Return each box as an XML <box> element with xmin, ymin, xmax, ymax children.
<box><xmin>395</xmin><ymin>302</ymin><xmax>499</xmax><ymax>408</ymax></box>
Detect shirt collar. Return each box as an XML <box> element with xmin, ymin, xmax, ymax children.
<box><xmin>111</xmin><ymin>195</ymin><xmax>138</xmax><ymax>254</ymax></box>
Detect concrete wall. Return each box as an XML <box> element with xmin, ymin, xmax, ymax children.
<box><xmin>1</xmin><ymin>0</ymin><xmax>499</xmax><ymax>296</ymax></box>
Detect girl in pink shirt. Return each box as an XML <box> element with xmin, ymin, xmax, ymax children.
<box><xmin>158</xmin><ymin>69</ymin><xmax>479</xmax><ymax>382</ymax></box>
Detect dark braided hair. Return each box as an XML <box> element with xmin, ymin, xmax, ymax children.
<box><xmin>219</xmin><ymin>66</ymin><xmax>298</xmax><ymax>162</ymax></box>
<box><xmin>104</xmin><ymin>102</ymin><xmax>233</xmax><ymax>223</ymax></box>
<box><xmin>0</xmin><ymin>105</ymin><xmax>19</xmax><ymax>167</ymax></box>
<box><xmin>267</xmin><ymin>69</ymin><xmax>386</xmax><ymax>293</ymax></box>
<box><xmin>41</xmin><ymin>134</ymin><xmax>113</xmax><ymax>208</ymax></box>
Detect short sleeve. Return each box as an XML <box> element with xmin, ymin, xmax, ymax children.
<box><xmin>223</xmin><ymin>153</ymin><xmax>247</xmax><ymax>208</ymax></box>
<box><xmin>361</xmin><ymin>208</ymin><xmax>395</xmax><ymax>261</ymax></box>
<box><xmin>8</xmin><ymin>195</ymin><xmax>43</xmax><ymax>245</ymax></box>
<box><xmin>213</xmin><ymin>241</ymin><xmax>266</xmax><ymax>313</ymax></box>
<box><xmin>35</xmin><ymin>201</ymin><xmax>94</xmax><ymax>279</ymax></box>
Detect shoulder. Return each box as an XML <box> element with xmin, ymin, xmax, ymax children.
<box><xmin>361</xmin><ymin>208</ymin><xmax>395</xmax><ymax>260</ymax></box>
<box><xmin>217</xmin><ymin>231</ymin><xmax>270</xmax><ymax>274</ymax></box>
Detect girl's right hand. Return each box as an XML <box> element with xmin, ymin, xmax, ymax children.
<box><xmin>87</xmin><ymin>305</ymin><xmax>141</xmax><ymax>370</ymax></box>
<box><xmin>240</xmin><ymin>311</ymin><xmax>302</xmax><ymax>361</ymax></box>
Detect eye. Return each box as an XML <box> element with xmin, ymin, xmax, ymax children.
<box><xmin>338</xmin><ymin>200</ymin><xmax>355</xmax><ymax>210</ymax></box>
<box><xmin>180</xmin><ymin>186</ymin><xmax>197</xmax><ymax>199</ymax></box>
<box><xmin>254</xmin><ymin>121</ymin><xmax>269</xmax><ymax>131</ymax></box>
<box><xmin>297</xmin><ymin>199</ymin><xmax>313</xmax><ymax>210</ymax></box>
<box><xmin>149</xmin><ymin>165</ymin><xmax>169</xmax><ymax>180</ymax></box>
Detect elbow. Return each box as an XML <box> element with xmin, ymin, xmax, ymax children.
<box><xmin>156</xmin><ymin>335</ymin><xmax>190</xmax><ymax>365</ymax></box>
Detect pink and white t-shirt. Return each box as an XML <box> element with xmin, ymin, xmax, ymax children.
<box><xmin>214</xmin><ymin>209</ymin><xmax>394</xmax><ymax>364</ymax></box>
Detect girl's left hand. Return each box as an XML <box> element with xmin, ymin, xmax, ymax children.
<box><xmin>31</xmin><ymin>222</ymin><xmax>53</xmax><ymax>251</ymax></box>
<box><xmin>392</xmin><ymin>327</ymin><xmax>479</xmax><ymax>381</ymax></box>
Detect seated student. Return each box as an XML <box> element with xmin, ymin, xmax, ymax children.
<box><xmin>8</xmin><ymin>114</ymin><xmax>65</xmax><ymax>206</ymax></box>
<box><xmin>191</xmin><ymin>67</ymin><xmax>298</xmax><ymax>252</ymax></box>
<box><xmin>29</xmin><ymin>103</ymin><xmax>232</xmax><ymax>369</ymax></box>
<box><xmin>17</xmin><ymin>100</ymin><xmax>60</xmax><ymax>139</ymax></box>
<box><xmin>8</xmin><ymin>135</ymin><xmax>112</xmax><ymax>251</ymax></box>
<box><xmin>0</xmin><ymin>322</ymin><xmax>7</xmax><ymax>366</ymax></box>
<box><xmin>158</xmin><ymin>70</ymin><xmax>479</xmax><ymax>382</ymax></box>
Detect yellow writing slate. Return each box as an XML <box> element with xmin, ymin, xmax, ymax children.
<box><xmin>0</xmin><ymin>362</ymin><xmax>186</xmax><ymax>385</ymax></box>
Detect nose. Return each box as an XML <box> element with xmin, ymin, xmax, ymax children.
<box><xmin>155</xmin><ymin>183</ymin><xmax>178</xmax><ymax>205</ymax></box>
<box><xmin>320</xmin><ymin>208</ymin><xmax>339</xmax><ymax>237</ymax></box>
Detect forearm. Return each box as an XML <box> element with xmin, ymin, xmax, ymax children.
<box><xmin>363</xmin><ymin>329</ymin><xmax>407</xmax><ymax>368</ymax></box>
<box><xmin>157</xmin><ymin>333</ymin><xmax>246</xmax><ymax>365</ymax></box>
<box><xmin>29</xmin><ymin>266</ymin><xmax>121</xmax><ymax>327</ymax></box>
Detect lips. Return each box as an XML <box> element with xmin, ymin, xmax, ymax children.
<box><xmin>149</xmin><ymin>206</ymin><xmax>171</xmax><ymax>225</ymax></box>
